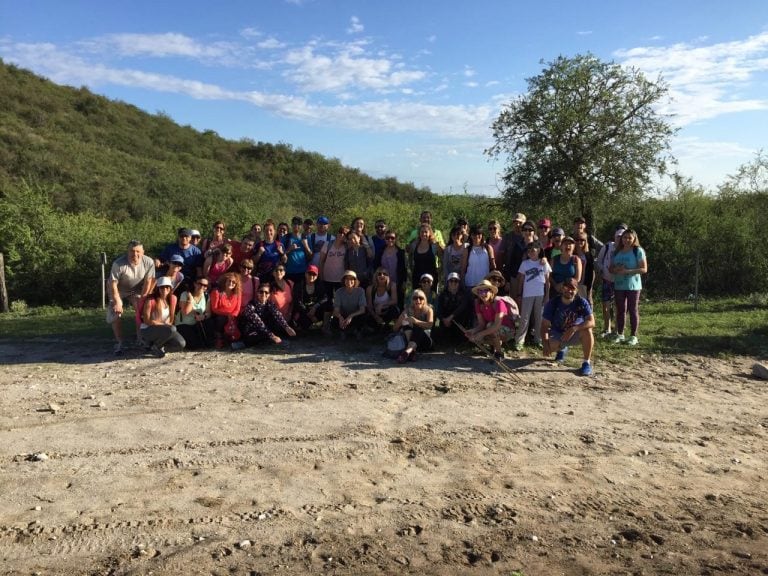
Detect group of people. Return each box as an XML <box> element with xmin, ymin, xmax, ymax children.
<box><xmin>107</xmin><ymin>211</ymin><xmax>647</xmax><ymax>375</ymax></box>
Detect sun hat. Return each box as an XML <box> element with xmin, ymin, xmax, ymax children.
<box><xmin>485</xmin><ymin>270</ymin><xmax>506</xmax><ymax>286</ymax></box>
<box><xmin>341</xmin><ymin>269</ymin><xmax>358</xmax><ymax>280</ymax></box>
<box><xmin>420</xmin><ymin>273</ymin><xmax>434</xmax><ymax>283</ymax></box>
<box><xmin>512</xmin><ymin>213</ymin><xmax>526</xmax><ymax>223</ymax></box>
<box><xmin>447</xmin><ymin>272</ymin><xmax>461</xmax><ymax>282</ymax></box>
<box><xmin>471</xmin><ymin>279</ymin><xmax>498</xmax><ymax>297</ymax></box>
<box><xmin>189</xmin><ymin>229</ymin><xmax>201</xmax><ymax>238</ymax></box>
<box><xmin>156</xmin><ymin>276</ymin><xmax>173</xmax><ymax>288</ymax></box>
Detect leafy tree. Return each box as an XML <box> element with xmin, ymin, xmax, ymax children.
<box><xmin>486</xmin><ymin>53</ymin><xmax>676</xmax><ymax>228</ymax></box>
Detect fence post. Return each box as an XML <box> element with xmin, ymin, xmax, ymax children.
<box><xmin>0</xmin><ymin>253</ymin><xmax>8</xmax><ymax>312</ymax></box>
<box><xmin>101</xmin><ymin>252</ymin><xmax>107</xmax><ymax>310</ymax></box>
<box><xmin>694</xmin><ymin>251</ymin><xmax>700</xmax><ymax>311</ymax></box>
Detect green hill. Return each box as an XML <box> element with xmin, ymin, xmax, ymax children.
<box><xmin>0</xmin><ymin>59</ymin><xmax>433</xmax><ymax>224</ymax></box>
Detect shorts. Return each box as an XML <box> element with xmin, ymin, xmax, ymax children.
<box><xmin>601</xmin><ymin>280</ymin><xmax>615</xmax><ymax>303</ymax></box>
<box><xmin>548</xmin><ymin>329</ymin><xmax>583</xmax><ymax>346</ymax></box>
<box><xmin>106</xmin><ymin>292</ymin><xmax>139</xmax><ymax>324</ymax></box>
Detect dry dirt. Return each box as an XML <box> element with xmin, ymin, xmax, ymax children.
<box><xmin>0</xmin><ymin>337</ymin><xmax>766</xmax><ymax>576</ymax></box>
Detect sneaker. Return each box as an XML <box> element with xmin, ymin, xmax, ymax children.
<box><xmin>149</xmin><ymin>344</ymin><xmax>166</xmax><ymax>358</ymax></box>
<box><xmin>610</xmin><ymin>334</ymin><xmax>625</xmax><ymax>344</ymax></box>
<box><xmin>113</xmin><ymin>342</ymin><xmax>124</xmax><ymax>355</ymax></box>
<box><xmin>513</xmin><ymin>343</ymin><xmax>524</xmax><ymax>352</ymax></box>
<box><xmin>600</xmin><ymin>331</ymin><xmax>612</xmax><ymax>339</ymax></box>
<box><xmin>397</xmin><ymin>350</ymin><xmax>409</xmax><ymax>364</ymax></box>
<box><xmin>555</xmin><ymin>347</ymin><xmax>568</xmax><ymax>362</ymax></box>
<box><xmin>579</xmin><ymin>361</ymin><xmax>593</xmax><ymax>376</ymax></box>
<box><xmin>625</xmin><ymin>335</ymin><xmax>638</xmax><ymax>346</ymax></box>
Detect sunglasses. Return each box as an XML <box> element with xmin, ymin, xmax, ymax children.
<box><xmin>196</xmin><ymin>282</ymin><xmax>209</xmax><ymax>287</ymax></box>
<box><xmin>489</xmin><ymin>277</ymin><xmax>503</xmax><ymax>283</ymax></box>
<box><xmin>214</xmin><ymin>226</ymin><xmax>225</xmax><ymax>230</ymax></box>
<box><xmin>477</xmin><ymin>288</ymin><xmax>490</xmax><ymax>295</ymax></box>
<box><xmin>413</xmin><ymin>296</ymin><xmax>425</xmax><ymax>301</ymax></box>
<box><xmin>257</xmin><ymin>290</ymin><xmax>270</xmax><ymax>295</ymax></box>
<box><xmin>448</xmin><ymin>278</ymin><xmax>460</xmax><ymax>283</ymax></box>
<box><xmin>377</xmin><ymin>272</ymin><xmax>389</xmax><ymax>276</ymax></box>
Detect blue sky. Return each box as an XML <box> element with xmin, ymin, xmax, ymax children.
<box><xmin>1</xmin><ymin>0</ymin><xmax>767</xmax><ymax>195</ymax></box>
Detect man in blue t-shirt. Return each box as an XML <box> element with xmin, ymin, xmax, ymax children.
<box><xmin>541</xmin><ymin>277</ymin><xmax>595</xmax><ymax>376</ymax></box>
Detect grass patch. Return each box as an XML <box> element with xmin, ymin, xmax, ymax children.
<box><xmin>0</xmin><ymin>306</ymin><xmax>109</xmax><ymax>340</ymax></box>
<box><xmin>592</xmin><ymin>297</ymin><xmax>768</xmax><ymax>361</ymax></box>
<box><xmin>1</xmin><ymin>297</ymin><xmax>765</xmax><ymax>359</ymax></box>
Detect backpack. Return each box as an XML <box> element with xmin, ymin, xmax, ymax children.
<box><xmin>496</xmin><ymin>295</ymin><xmax>520</xmax><ymax>324</ymax></box>
<box><xmin>383</xmin><ymin>331</ymin><xmax>407</xmax><ymax>358</ymax></box>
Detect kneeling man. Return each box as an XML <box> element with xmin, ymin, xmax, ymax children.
<box><xmin>541</xmin><ymin>277</ymin><xmax>595</xmax><ymax>376</ymax></box>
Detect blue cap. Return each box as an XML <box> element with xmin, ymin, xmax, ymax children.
<box><xmin>169</xmin><ymin>254</ymin><xmax>184</xmax><ymax>264</ymax></box>
<box><xmin>317</xmin><ymin>216</ymin><xmax>329</xmax><ymax>224</ymax></box>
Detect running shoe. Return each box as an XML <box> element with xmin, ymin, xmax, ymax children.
<box><xmin>625</xmin><ymin>335</ymin><xmax>638</xmax><ymax>346</ymax></box>
<box><xmin>610</xmin><ymin>333</ymin><xmax>625</xmax><ymax>344</ymax></box>
<box><xmin>149</xmin><ymin>344</ymin><xmax>166</xmax><ymax>358</ymax></box>
<box><xmin>113</xmin><ymin>342</ymin><xmax>124</xmax><ymax>355</ymax></box>
<box><xmin>579</xmin><ymin>361</ymin><xmax>593</xmax><ymax>376</ymax></box>
<box><xmin>555</xmin><ymin>347</ymin><xmax>568</xmax><ymax>362</ymax></box>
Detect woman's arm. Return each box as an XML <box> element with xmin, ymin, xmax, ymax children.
<box><xmin>487</xmin><ymin>244</ymin><xmax>496</xmax><ymax>271</ymax></box>
<box><xmin>573</xmin><ymin>256</ymin><xmax>583</xmax><ymax>284</ymax></box>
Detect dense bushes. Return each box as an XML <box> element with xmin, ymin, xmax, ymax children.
<box><xmin>0</xmin><ymin>60</ymin><xmax>764</xmax><ymax>306</ymax></box>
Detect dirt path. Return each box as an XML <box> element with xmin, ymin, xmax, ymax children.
<box><xmin>0</xmin><ymin>339</ymin><xmax>766</xmax><ymax>575</ymax></box>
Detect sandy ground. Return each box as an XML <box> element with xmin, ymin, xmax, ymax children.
<box><xmin>0</xmin><ymin>336</ymin><xmax>766</xmax><ymax>576</ymax></box>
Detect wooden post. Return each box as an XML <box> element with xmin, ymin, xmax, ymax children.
<box><xmin>101</xmin><ymin>252</ymin><xmax>107</xmax><ymax>310</ymax></box>
<box><xmin>0</xmin><ymin>253</ymin><xmax>9</xmax><ymax>313</ymax></box>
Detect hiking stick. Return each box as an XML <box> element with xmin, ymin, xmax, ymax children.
<box><xmin>454</xmin><ymin>320</ymin><xmax>523</xmax><ymax>382</ymax></box>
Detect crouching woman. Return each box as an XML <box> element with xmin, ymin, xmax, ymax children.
<box><xmin>464</xmin><ymin>279</ymin><xmax>515</xmax><ymax>361</ymax></box>
<box><xmin>140</xmin><ymin>276</ymin><xmax>186</xmax><ymax>357</ymax></box>
<box><xmin>392</xmin><ymin>288</ymin><xmax>434</xmax><ymax>363</ymax></box>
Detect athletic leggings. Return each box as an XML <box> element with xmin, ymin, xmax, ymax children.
<box><xmin>615</xmin><ymin>289</ymin><xmax>641</xmax><ymax>336</ymax></box>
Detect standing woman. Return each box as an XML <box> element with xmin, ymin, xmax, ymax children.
<box><xmin>176</xmin><ymin>277</ymin><xmax>211</xmax><ymax>349</ymax></box>
<box><xmin>351</xmin><ymin>217</ymin><xmax>375</xmax><ymax>261</ymax></box>
<box><xmin>461</xmin><ymin>225</ymin><xmax>495</xmax><ymax>289</ymax></box>
<box><xmin>140</xmin><ymin>276</ymin><xmax>185</xmax><ymax>357</ymax></box>
<box><xmin>374</xmin><ymin>230</ymin><xmax>407</xmax><ymax>309</ymax></box>
<box><xmin>254</xmin><ymin>220</ymin><xmax>286</xmax><ymax>283</ymax></box>
<box><xmin>320</xmin><ymin>226</ymin><xmax>350</xmax><ymax>298</ymax></box>
<box><xmin>392</xmin><ymin>288</ymin><xmax>434</xmax><ymax>363</ymax></box>
<box><xmin>203</xmin><ymin>243</ymin><xmax>234</xmax><ymax>286</ymax></box>
<box><xmin>209</xmin><ymin>272</ymin><xmax>242</xmax><ymax>349</ymax></box>
<box><xmin>410</xmin><ymin>224</ymin><xmax>442</xmax><ymax>293</ymax></box>
<box><xmin>609</xmin><ymin>229</ymin><xmax>647</xmax><ymax>346</ymax></box>
<box><xmin>487</xmin><ymin>220</ymin><xmax>505</xmax><ymax>277</ymax></box>
<box><xmin>550</xmin><ymin>236</ymin><xmax>582</xmax><ymax>295</ymax></box>
<box><xmin>574</xmin><ymin>232</ymin><xmax>596</xmax><ymax>305</ymax></box>
<box><xmin>201</xmin><ymin>221</ymin><xmax>230</xmax><ymax>258</ymax></box>
<box><xmin>443</xmin><ymin>226</ymin><xmax>467</xmax><ymax>285</ymax></box>
<box><xmin>345</xmin><ymin>231</ymin><xmax>372</xmax><ymax>287</ymax></box>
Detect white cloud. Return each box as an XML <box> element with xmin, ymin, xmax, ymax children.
<box><xmin>347</xmin><ymin>16</ymin><xmax>364</xmax><ymax>35</ymax></box>
<box><xmin>258</xmin><ymin>37</ymin><xmax>286</xmax><ymax>50</ymax></box>
<box><xmin>616</xmin><ymin>31</ymin><xmax>768</xmax><ymax>126</ymax></box>
<box><xmin>577</xmin><ymin>30</ymin><xmax>593</xmax><ymax>36</ymax></box>
<box><xmin>282</xmin><ymin>43</ymin><xmax>425</xmax><ymax>93</ymax></box>
<box><xmin>463</xmin><ymin>66</ymin><xmax>476</xmax><ymax>78</ymax></box>
<box><xmin>88</xmin><ymin>33</ymin><xmax>234</xmax><ymax>59</ymax></box>
<box><xmin>0</xmin><ymin>39</ymin><xmax>492</xmax><ymax>140</ymax></box>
